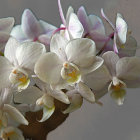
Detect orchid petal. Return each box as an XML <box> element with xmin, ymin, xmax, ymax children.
<box><xmin>66</xmin><ymin>6</ymin><xmax>74</xmax><ymax>20</ymax></box>
<box><xmin>0</xmin><ymin>56</ymin><xmax>13</xmax><ymax>90</ymax></box>
<box><xmin>11</xmin><ymin>25</ymin><xmax>27</xmax><ymax>41</ymax></box>
<box><xmin>0</xmin><ymin>32</ymin><xmax>10</xmax><ymax>51</ymax></box>
<box><xmin>116</xmin><ymin>13</ymin><xmax>127</xmax><ymax>44</ymax></box>
<box><xmin>89</xmin><ymin>15</ymin><xmax>105</xmax><ymax>35</ymax></box>
<box><xmin>35</xmin><ymin>52</ymin><xmax>63</xmax><ymax>84</ymax></box>
<box><xmin>14</xmin><ymin>86</ymin><xmax>43</xmax><ymax>104</ymax></box>
<box><xmin>102</xmin><ymin>51</ymin><xmax>119</xmax><ymax>76</ymax></box>
<box><xmin>0</xmin><ymin>17</ymin><xmax>15</xmax><ymax>33</ymax></box>
<box><xmin>119</xmin><ymin>36</ymin><xmax>137</xmax><ymax>57</ymax></box>
<box><xmin>50</xmin><ymin>34</ymin><xmax>68</xmax><ymax>61</ymax></box>
<box><xmin>16</xmin><ymin>42</ymin><xmax>46</xmax><ymax>71</ymax></box>
<box><xmin>4</xmin><ymin>104</ymin><xmax>28</xmax><ymax>125</ymax></box>
<box><xmin>77</xmin><ymin>6</ymin><xmax>90</xmax><ymax>33</ymax></box>
<box><xmin>39</xmin><ymin>105</ymin><xmax>55</xmax><ymax>122</ymax></box>
<box><xmin>4</xmin><ymin>37</ymin><xmax>20</xmax><ymax>65</ymax></box>
<box><xmin>116</xmin><ymin>57</ymin><xmax>140</xmax><ymax>88</ymax></box>
<box><xmin>38</xmin><ymin>34</ymin><xmax>51</xmax><ymax>48</ymax></box>
<box><xmin>63</xmin><ymin>90</ymin><xmax>83</xmax><ymax>114</ymax></box>
<box><xmin>66</xmin><ymin>38</ymin><xmax>96</xmax><ymax>68</ymax></box>
<box><xmin>77</xmin><ymin>81</ymin><xmax>95</xmax><ymax>103</ymax></box>
<box><xmin>83</xmin><ymin>65</ymin><xmax>111</xmax><ymax>91</ymax></box>
<box><xmin>113</xmin><ymin>33</ymin><xmax>119</xmax><ymax>53</ymax></box>
<box><xmin>21</xmin><ymin>9</ymin><xmax>42</xmax><ymax>39</ymax></box>
<box><xmin>36</xmin><ymin>94</ymin><xmax>54</xmax><ymax>109</ymax></box>
<box><xmin>49</xmin><ymin>90</ymin><xmax>70</xmax><ymax>104</ymax></box>
<box><xmin>39</xmin><ymin>20</ymin><xmax>57</xmax><ymax>34</ymax></box>
<box><xmin>80</xmin><ymin>56</ymin><xmax>104</xmax><ymax>75</ymax></box>
<box><xmin>67</xmin><ymin>13</ymin><xmax>84</xmax><ymax>39</ymax></box>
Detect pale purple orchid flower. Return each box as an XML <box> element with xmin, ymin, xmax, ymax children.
<box><xmin>11</xmin><ymin>9</ymin><xmax>57</xmax><ymax>51</ymax></box>
<box><xmin>83</xmin><ymin>51</ymin><xmax>140</xmax><ymax>105</ymax></box>
<box><xmin>77</xmin><ymin>6</ymin><xmax>110</xmax><ymax>50</ymax></box>
<box><xmin>58</xmin><ymin>0</ymin><xmax>84</xmax><ymax>40</ymax></box>
<box><xmin>101</xmin><ymin>9</ymin><xmax>127</xmax><ymax>53</ymax></box>
<box><xmin>0</xmin><ymin>17</ymin><xmax>15</xmax><ymax>51</ymax></box>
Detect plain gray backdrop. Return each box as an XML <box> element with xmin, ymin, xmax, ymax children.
<box><xmin>1</xmin><ymin>0</ymin><xmax>140</xmax><ymax>140</ymax></box>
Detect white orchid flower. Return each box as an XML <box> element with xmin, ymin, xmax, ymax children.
<box><xmin>0</xmin><ymin>88</ymin><xmax>28</xmax><ymax>130</ymax></box>
<box><xmin>101</xmin><ymin>9</ymin><xmax>127</xmax><ymax>53</ymax></box>
<box><xmin>0</xmin><ymin>37</ymin><xmax>46</xmax><ymax>91</ymax></box>
<box><xmin>11</xmin><ymin>9</ymin><xmax>57</xmax><ymax>50</ymax></box>
<box><xmin>0</xmin><ymin>126</ymin><xmax>25</xmax><ymax>140</ymax></box>
<box><xmin>58</xmin><ymin>0</ymin><xmax>84</xmax><ymax>40</ymax></box>
<box><xmin>35</xmin><ymin>34</ymin><xmax>103</xmax><ymax>103</ymax></box>
<box><xmin>0</xmin><ymin>17</ymin><xmax>15</xmax><ymax>52</ymax></box>
<box><xmin>84</xmin><ymin>51</ymin><xmax>140</xmax><ymax>105</ymax></box>
<box><xmin>14</xmin><ymin>77</ymin><xmax>70</xmax><ymax>122</ymax></box>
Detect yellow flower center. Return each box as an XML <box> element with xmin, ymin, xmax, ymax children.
<box><xmin>9</xmin><ymin>68</ymin><xmax>30</xmax><ymax>91</ymax></box>
<box><xmin>61</xmin><ymin>62</ymin><xmax>81</xmax><ymax>84</ymax></box>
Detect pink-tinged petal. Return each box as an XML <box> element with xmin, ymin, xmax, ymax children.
<box><xmin>89</xmin><ymin>15</ymin><xmax>105</xmax><ymax>35</ymax></box>
<box><xmin>4</xmin><ymin>104</ymin><xmax>28</xmax><ymax>125</ymax></box>
<box><xmin>66</xmin><ymin>38</ymin><xmax>96</xmax><ymax>68</ymax></box>
<box><xmin>116</xmin><ymin>57</ymin><xmax>140</xmax><ymax>87</ymax></box>
<box><xmin>101</xmin><ymin>8</ymin><xmax>115</xmax><ymax>30</ymax></box>
<box><xmin>4</xmin><ymin>37</ymin><xmax>20</xmax><ymax>65</ymax></box>
<box><xmin>89</xmin><ymin>31</ymin><xmax>108</xmax><ymax>42</ymax></box>
<box><xmin>0</xmin><ymin>57</ymin><xmax>13</xmax><ymax>90</ymax></box>
<box><xmin>67</xmin><ymin>13</ymin><xmax>84</xmax><ymax>39</ymax></box>
<box><xmin>113</xmin><ymin>33</ymin><xmax>119</xmax><ymax>53</ymax></box>
<box><xmin>16</xmin><ymin>42</ymin><xmax>46</xmax><ymax>71</ymax></box>
<box><xmin>0</xmin><ymin>32</ymin><xmax>10</xmax><ymax>51</ymax></box>
<box><xmin>35</xmin><ymin>52</ymin><xmax>63</xmax><ymax>85</ymax></box>
<box><xmin>77</xmin><ymin>81</ymin><xmax>95</xmax><ymax>103</ymax></box>
<box><xmin>39</xmin><ymin>20</ymin><xmax>57</xmax><ymax>34</ymax></box>
<box><xmin>119</xmin><ymin>36</ymin><xmax>137</xmax><ymax>57</ymax></box>
<box><xmin>58</xmin><ymin>0</ymin><xmax>66</xmax><ymax>25</ymax></box>
<box><xmin>11</xmin><ymin>25</ymin><xmax>27</xmax><ymax>41</ymax></box>
<box><xmin>38</xmin><ymin>34</ymin><xmax>51</xmax><ymax>51</ymax></box>
<box><xmin>63</xmin><ymin>90</ymin><xmax>83</xmax><ymax>114</ymax></box>
<box><xmin>116</xmin><ymin>13</ymin><xmax>127</xmax><ymax>44</ymax></box>
<box><xmin>21</xmin><ymin>9</ymin><xmax>42</xmax><ymax>39</ymax></box>
<box><xmin>77</xmin><ymin>6</ymin><xmax>89</xmax><ymax>33</ymax></box>
<box><xmin>50</xmin><ymin>34</ymin><xmax>68</xmax><ymax>61</ymax></box>
<box><xmin>102</xmin><ymin>51</ymin><xmax>119</xmax><ymax>76</ymax></box>
<box><xmin>0</xmin><ymin>17</ymin><xmax>15</xmax><ymax>33</ymax></box>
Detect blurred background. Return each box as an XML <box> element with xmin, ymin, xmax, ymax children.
<box><xmin>1</xmin><ymin>0</ymin><xmax>140</xmax><ymax>140</ymax></box>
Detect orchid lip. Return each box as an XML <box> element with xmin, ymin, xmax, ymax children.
<box><xmin>9</xmin><ymin>67</ymin><xmax>30</xmax><ymax>91</ymax></box>
<box><xmin>61</xmin><ymin>62</ymin><xmax>81</xmax><ymax>84</ymax></box>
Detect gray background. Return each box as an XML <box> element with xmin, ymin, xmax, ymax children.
<box><xmin>1</xmin><ymin>0</ymin><xmax>140</xmax><ymax>140</ymax></box>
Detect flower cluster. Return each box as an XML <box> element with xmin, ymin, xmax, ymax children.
<box><xmin>0</xmin><ymin>0</ymin><xmax>139</xmax><ymax>139</ymax></box>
